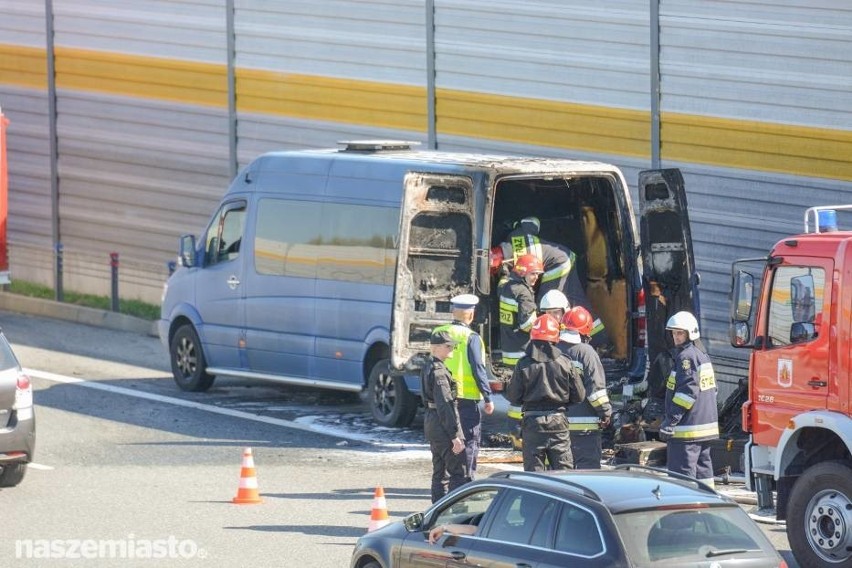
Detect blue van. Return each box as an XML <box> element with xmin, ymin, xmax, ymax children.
<box><xmin>159</xmin><ymin>141</ymin><xmax>697</xmax><ymax>427</ymax></box>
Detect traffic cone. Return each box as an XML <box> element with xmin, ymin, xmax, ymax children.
<box><xmin>367</xmin><ymin>485</ymin><xmax>390</xmax><ymax>532</ymax></box>
<box><xmin>232</xmin><ymin>447</ymin><xmax>263</xmax><ymax>504</ymax></box>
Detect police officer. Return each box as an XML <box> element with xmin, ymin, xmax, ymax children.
<box><xmin>432</xmin><ymin>294</ymin><xmax>494</xmax><ymax>484</ymax></box>
<box><xmin>421</xmin><ymin>329</ymin><xmax>466</xmax><ymax>503</ymax></box>
<box><xmin>500</xmin><ymin>216</ymin><xmax>577</xmax><ymax>303</ymax></box>
<box><xmin>658</xmin><ymin>311</ymin><xmax>719</xmax><ymax>488</ymax></box>
<box><xmin>505</xmin><ymin>314</ymin><xmax>585</xmax><ymax>471</ymax></box>
<box><xmin>560</xmin><ymin>306</ymin><xmax>612</xmax><ymax>469</ymax></box>
<box><xmin>497</xmin><ymin>254</ymin><xmax>544</xmax><ymax>447</ymax></box>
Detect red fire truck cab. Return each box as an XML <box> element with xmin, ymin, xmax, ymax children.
<box><xmin>732</xmin><ymin>205</ymin><xmax>852</xmax><ymax>568</ymax></box>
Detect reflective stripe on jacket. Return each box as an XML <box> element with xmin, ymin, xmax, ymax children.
<box><xmin>664</xmin><ymin>341</ymin><xmax>719</xmax><ymax>442</ymax></box>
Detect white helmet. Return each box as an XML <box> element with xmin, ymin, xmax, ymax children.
<box><xmin>539</xmin><ymin>290</ymin><xmax>569</xmax><ymax>311</ymax></box>
<box><xmin>666</xmin><ymin>311</ymin><xmax>700</xmax><ymax>341</ymax></box>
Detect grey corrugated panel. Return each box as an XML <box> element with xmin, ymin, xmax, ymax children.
<box><xmin>433</xmin><ymin>0</ymin><xmax>649</xmax><ymax>106</ymax></box>
<box><xmin>235</xmin><ymin>0</ymin><xmax>425</xmax><ymax>81</ymax></box>
<box><xmin>659</xmin><ymin>0</ymin><xmax>852</xmax><ymax>128</ymax></box>
<box><xmin>0</xmin><ymin>1</ymin><xmax>46</xmax><ymax>43</ymax></box>
<box><xmin>235</xmin><ymin>114</ymin><xmax>426</xmax><ymax>168</ymax></box>
<box><xmin>53</xmin><ymin>0</ymin><xmax>226</xmax><ymax>62</ymax></box>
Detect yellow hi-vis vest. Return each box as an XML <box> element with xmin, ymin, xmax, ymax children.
<box><xmin>433</xmin><ymin>323</ymin><xmax>484</xmax><ymax>400</ymax></box>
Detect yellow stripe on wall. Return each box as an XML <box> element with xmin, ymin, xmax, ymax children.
<box><xmin>436</xmin><ymin>89</ymin><xmax>651</xmax><ymax>158</ymax></box>
<box><xmin>662</xmin><ymin>113</ymin><xmax>852</xmax><ymax>181</ymax></box>
<box><xmin>0</xmin><ymin>44</ymin><xmax>48</xmax><ymax>89</ymax></box>
<box><xmin>55</xmin><ymin>47</ymin><xmax>227</xmax><ymax>107</ymax></box>
<box><xmin>1</xmin><ymin>44</ymin><xmax>850</xmax><ymax>181</ymax></box>
<box><xmin>236</xmin><ymin>68</ymin><xmax>426</xmax><ymax>132</ymax></box>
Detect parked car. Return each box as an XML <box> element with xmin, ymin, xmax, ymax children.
<box><xmin>351</xmin><ymin>465</ymin><xmax>785</xmax><ymax>568</ymax></box>
<box><xmin>0</xmin><ymin>329</ymin><xmax>34</xmax><ymax>487</ymax></box>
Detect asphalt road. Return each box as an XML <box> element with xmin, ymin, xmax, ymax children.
<box><xmin>0</xmin><ymin>310</ymin><xmax>799</xmax><ymax>566</ymax></box>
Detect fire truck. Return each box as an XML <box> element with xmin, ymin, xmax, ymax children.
<box><xmin>732</xmin><ymin>205</ymin><xmax>852</xmax><ymax>568</ymax></box>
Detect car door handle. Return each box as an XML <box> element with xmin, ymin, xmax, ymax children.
<box><xmin>450</xmin><ymin>550</ymin><xmax>466</xmax><ymax>560</ymax></box>
<box><xmin>227</xmin><ymin>275</ymin><xmax>240</xmax><ymax>290</ymax></box>
<box><xmin>808</xmin><ymin>378</ymin><xmax>827</xmax><ymax>388</ymax></box>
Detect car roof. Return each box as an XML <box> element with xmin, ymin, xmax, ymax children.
<box><xmin>489</xmin><ymin>465</ymin><xmax>734</xmax><ymax>514</ymax></box>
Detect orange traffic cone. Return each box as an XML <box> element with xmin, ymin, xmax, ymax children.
<box><xmin>232</xmin><ymin>447</ymin><xmax>263</xmax><ymax>504</ymax></box>
<box><xmin>367</xmin><ymin>485</ymin><xmax>390</xmax><ymax>532</ymax></box>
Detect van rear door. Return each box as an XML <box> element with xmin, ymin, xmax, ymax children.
<box><xmin>638</xmin><ymin>169</ymin><xmax>700</xmax><ymax>396</ymax></box>
<box><xmin>391</xmin><ymin>173</ymin><xmax>477</xmax><ymax>371</ymax></box>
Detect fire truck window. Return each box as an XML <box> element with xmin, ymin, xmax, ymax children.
<box><xmin>767</xmin><ymin>266</ymin><xmax>824</xmax><ymax>348</ymax></box>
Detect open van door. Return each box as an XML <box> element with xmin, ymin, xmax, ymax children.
<box><xmin>391</xmin><ymin>173</ymin><xmax>477</xmax><ymax>372</ymax></box>
<box><xmin>639</xmin><ymin>168</ymin><xmax>700</xmax><ymax>398</ymax></box>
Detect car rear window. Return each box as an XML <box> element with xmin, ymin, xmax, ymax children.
<box><xmin>612</xmin><ymin>506</ymin><xmax>777</xmax><ymax>566</ymax></box>
<box><xmin>0</xmin><ymin>336</ymin><xmax>18</xmax><ymax>372</ymax></box>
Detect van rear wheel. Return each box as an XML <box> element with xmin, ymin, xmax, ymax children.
<box><xmin>170</xmin><ymin>324</ymin><xmax>215</xmax><ymax>392</ymax></box>
<box><xmin>367</xmin><ymin>359</ymin><xmax>417</xmax><ymax>427</ymax></box>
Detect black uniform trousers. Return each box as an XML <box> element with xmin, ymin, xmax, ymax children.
<box><xmin>522</xmin><ymin>413</ymin><xmax>572</xmax><ymax>471</ymax></box>
<box><xmin>457</xmin><ymin>399</ymin><xmax>481</xmax><ymax>482</ymax></box>
<box><xmin>427</xmin><ymin>432</ymin><xmax>467</xmax><ymax>503</ymax></box>
<box><xmin>570</xmin><ymin>430</ymin><xmax>603</xmax><ymax>469</ymax></box>
<box><xmin>667</xmin><ymin>440</ymin><xmax>714</xmax><ymax>481</ymax></box>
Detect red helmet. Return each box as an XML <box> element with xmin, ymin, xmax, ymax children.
<box><xmin>513</xmin><ymin>254</ymin><xmax>544</xmax><ymax>277</ymax></box>
<box><xmin>562</xmin><ymin>306</ymin><xmax>594</xmax><ymax>336</ymax></box>
<box><xmin>530</xmin><ymin>314</ymin><xmax>561</xmax><ymax>343</ymax></box>
<box><xmin>489</xmin><ymin>245</ymin><xmax>504</xmax><ymax>275</ymax></box>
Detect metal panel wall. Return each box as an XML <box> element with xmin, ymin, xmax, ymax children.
<box><xmin>50</xmin><ymin>0</ymin><xmax>230</xmax><ymax>300</ymax></box>
<box><xmin>233</xmin><ymin>0</ymin><xmax>427</xmax><ymax>163</ymax></box>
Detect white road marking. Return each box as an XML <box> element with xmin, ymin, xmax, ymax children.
<box><xmin>25</xmin><ymin>368</ymin><xmax>428</xmax><ymax>452</ymax></box>
<box><xmin>27</xmin><ymin>462</ymin><xmax>54</xmax><ymax>470</ymax></box>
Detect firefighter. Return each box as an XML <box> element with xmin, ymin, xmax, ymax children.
<box><xmin>505</xmin><ymin>314</ymin><xmax>585</xmax><ymax>471</ymax></box>
<box><xmin>658</xmin><ymin>311</ymin><xmax>719</xmax><ymax>488</ymax></box>
<box><xmin>560</xmin><ymin>306</ymin><xmax>612</xmax><ymax>469</ymax></box>
<box><xmin>421</xmin><ymin>329</ymin><xmax>466</xmax><ymax>503</ymax></box>
<box><xmin>497</xmin><ymin>254</ymin><xmax>544</xmax><ymax>448</ymax></box>
<box><xmin>502</xmin><ymin>216</ymin><xmax>576</xmax><ymax>302</ymax></box>
<box><xmin>432</xmin><ymin>294</ymin><xmax>494</xmax><ymax>484</ymax></box>
<box><xmin>539</xmin><ymin>289</ymin><xmax>570</xmax><ymax>321</ymax></box>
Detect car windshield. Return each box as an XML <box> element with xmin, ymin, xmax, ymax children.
<box><xmin>612</xmin><ymin>506</ymin><xmax>778</xmax><ymax>566</ymax></box>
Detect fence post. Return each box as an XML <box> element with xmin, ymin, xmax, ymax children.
<box><xmin>110</xmin><ymin>252</ymin><xmax>119</xmax><ymax>312</ymax></box>
<box><xmin>55</xmin><ymin>242</ymin><xmax>63</xmax><ymax>301</ymax></box>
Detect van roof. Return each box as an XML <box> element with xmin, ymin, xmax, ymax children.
<box><xmin>254</xmin><ymin>145</ymin><xmax>623</xmax><ymax>176</ymax></box>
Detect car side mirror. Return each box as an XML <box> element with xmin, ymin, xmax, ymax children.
<box><xmin>403</xmin><ymin>512</ymin><xmax>423</xmax><ymax>532</ymax></box>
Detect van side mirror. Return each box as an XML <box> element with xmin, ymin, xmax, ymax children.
<box><xmin>731</xmin><ymin>270</ymin><xmax>754</xmax><ymax>322</ymax></box>
<box><xmin>475</xmin><ymin>249</ymin><xmax>491</xmax><ymax>295</ymax></box>
<box><xmin>179</xmin><ymin>234</ymin><xmax>197</xmax><ymax>268</ymax></box>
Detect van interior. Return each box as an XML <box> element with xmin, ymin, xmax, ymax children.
<box><xmin>487</xmin><ymin>175</ymin><xmax>634</xmax><ymax>381</ymax></box>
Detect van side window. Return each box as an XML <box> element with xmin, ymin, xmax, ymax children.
<box><xmin>317</xmin><ymin>202</ymin><xmax>398</xmax><ymax>285</ymax></box>
<box><xmin>766</xmin><ymin>266</ymin><xmax>824</xmax><ymax>348</ymax></box>
<box><xmin>254</xmin><ymin>198</ymin><xmax>399</xmax><ymax>284</ymax></box>
<box><xmin>255</xmin><ymin>199</ymin><xmax>321</xmax><ymax>278</ymax></box>
<box><xmin>204</xmin><ymin>202</ymin><xmax>246</xmax><ymax>266</ymax></box>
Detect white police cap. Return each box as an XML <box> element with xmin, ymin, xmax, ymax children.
<box><xmin>450</xmin><ymin>294</ymin><xmax>479</xmax><ymax>310</ymax></box>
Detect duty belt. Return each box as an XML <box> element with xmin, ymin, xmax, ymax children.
<box><xmin>523</xmin><ymin>409</ymin><xmax>565</xmax><ymax>417</ymax></box>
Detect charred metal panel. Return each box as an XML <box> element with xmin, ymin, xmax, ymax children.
<box><xmin>639</xmin><ymin>168</ymin><xmax>699</xmax><ymax>397</ymax></box>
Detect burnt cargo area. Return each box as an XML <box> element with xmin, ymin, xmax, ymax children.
<box><xmin>489</xmin><ymin>174</ymin><xmax>636</xmax><ymax>381</ymax></box>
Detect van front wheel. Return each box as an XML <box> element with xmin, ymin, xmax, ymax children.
<box><xmin>170</xmin><ymin>324</ymin><xmax>215</xmax><ymax>392</ymax></box>
<box><xmin>368</xmin><ymin>359</ymin><xmax>417</xmax><ymax>427</ymax></box>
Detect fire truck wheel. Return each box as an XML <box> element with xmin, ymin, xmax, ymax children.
<box><xmin>787</xmin><ymin>461</ymin><xmax>852</xmax><ymax>567</ymax></box>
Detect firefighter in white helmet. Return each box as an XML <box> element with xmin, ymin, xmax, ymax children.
<box><xmin>538</xmin><ymin>289</ymin><xmax>570</xmax><ymax>321</ymax></box>
<box><xmin>659</xmin><ymin>311</ymin><xmax>719</xmax><ymax>488</ymax></box>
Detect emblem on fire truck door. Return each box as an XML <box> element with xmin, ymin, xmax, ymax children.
<box><xmin>777</xmin><ymin>359</ymin><xmax>793</xmax><ymax>388</ymax></box>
